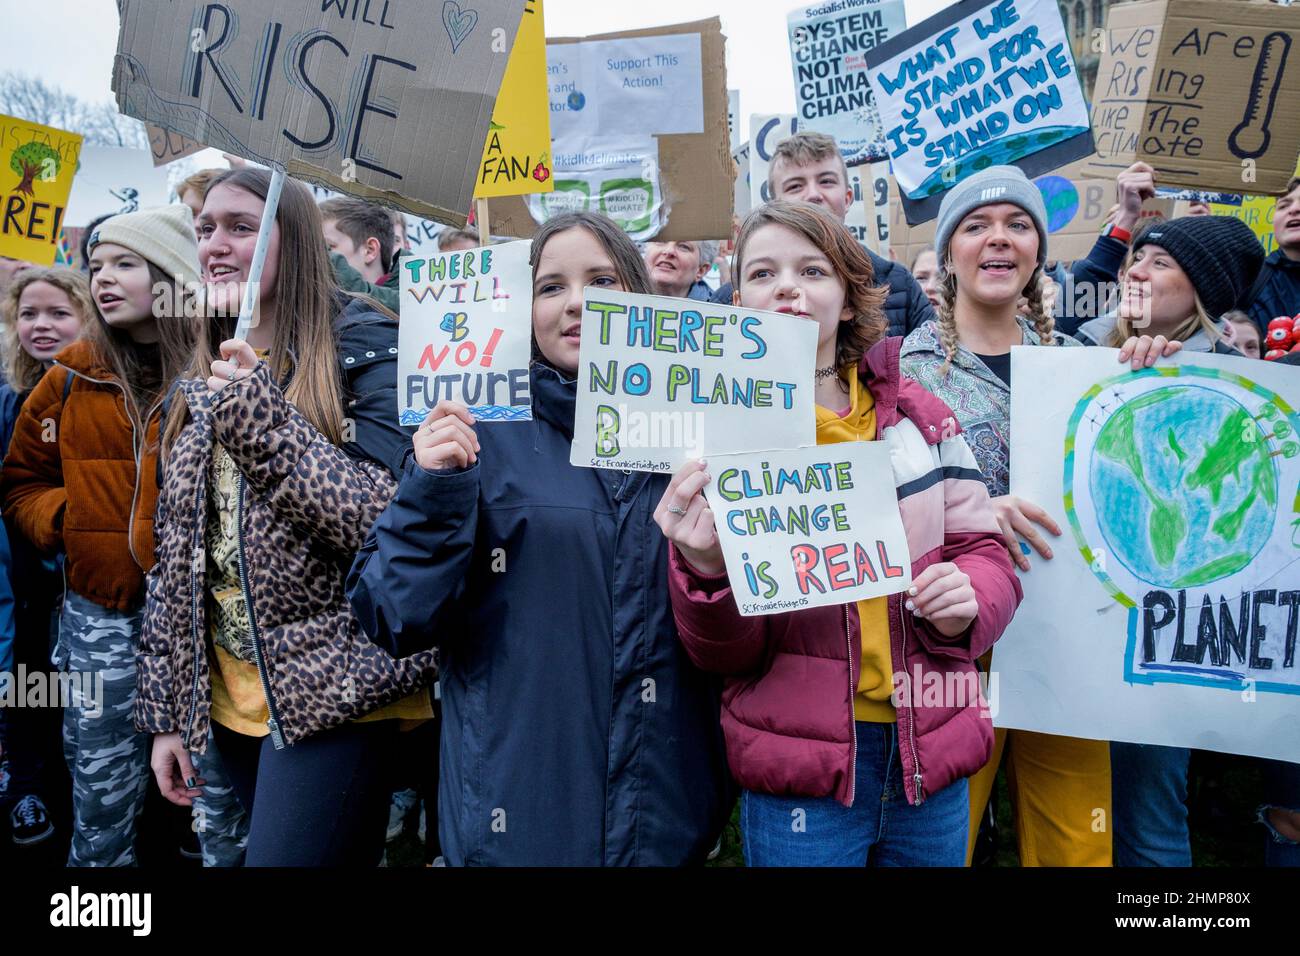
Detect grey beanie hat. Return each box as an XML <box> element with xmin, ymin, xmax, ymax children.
<box><xmin>933</xmin><ymin>165</ymin><xmax>1048</xmax><ymax>270</ymax></box>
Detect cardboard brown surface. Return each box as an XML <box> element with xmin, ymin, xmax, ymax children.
<box><xmin>486</xmin><ymin>18</ymin><xmax>733</xmax><ymax>241</ymax></box>
<box><xmin>1085</xmin><ymin>0</ymin><xmax>1300</xmax><ymax>196</ymax></box>
<box><xmin>113</xmin><ymin>0</ymin><xmax>526</xmax><ymax>225</ymax></box>
<box><xmin>146</xmin><ymin>124</ymin><xmax>204</xmax><ymax>166</ymax></box>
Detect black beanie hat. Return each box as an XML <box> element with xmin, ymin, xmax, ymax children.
<box><xmin>1132</xmin><ymin>216</ymin><xmax>1265</xmax><ymax>320</ymax></box>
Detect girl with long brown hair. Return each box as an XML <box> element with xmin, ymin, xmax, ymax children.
<box><xmin>1</xmin><ymin>207</ymin><xmax>199</xmax><ymax>865</ymax></box>
<box><xmin>139</xmin><ymin>169</ymin><xmax>435</xmax><ymax>866</ymax></box>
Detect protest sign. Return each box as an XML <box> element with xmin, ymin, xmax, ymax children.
<box><xmin>1170</xmin><ymin>194</ymin><xmax>1282</xmax><ymax>257</ymax></box>
<box><xmin>705</xmin><ymin>441</ymin><xmax>912</xmax><ymax>616</ymax></box>
<box><xmin>1084</xmin><ymin>0</ymin><xmax>1300</xmax><ymax>196</ymax></box>
<box><xmin>570</xmin><ymin>288</ymin><xmax>818</xmax><ymax>473</ymax></box>
<box><xmin>113</xmin><ymin>0</ymin><xmax>526</xmax><ymax>225</ymax></box>
<box><xmin>397</xmin><ymin>239</ymin><xmax>532</xmax><ymax>424</ymax></box>
<box><xmin>749</xmin><ymin>113</ymin><xmax>888</xmax><ymax>255</ymax></box>
<box><xmin>787</xmin><ymin>0</ymin><xmax>908</xmax><ymax>166</ymax></box>
<box><xmin>885</xmin><ymin>163</ymin><xmax>1174</xmax><ymax>265</ymax></box>
<box><xmin>1155</xmin><ymin>187</ymin><xmax>1244</xmax><ymax>206</ymax></box>
<box><xmin>733</xmin><ymin>140</ymin><xmax>752</xmax><ymax>218</ymax></box>
<box><xmin>995</xmin><ymin>346</ymin><xmax>1300</xmax><ymax>762</ymax></box>
<box><xmin>475</xmin><ymin>0</ymin><xmax>552</xmax><ymax>200</ymax></box>
<box><xmin>488</xmin><ymin>18</ymin><xmax>733</xmax><ymax>242</ymax></box>
<box><xmin>146</xmin><ymin>123</ymin><xmax>204</xmax><ymax>166</ymax></box>
<box><xmin>0</xmin><ymin>114</ymin><xmax>82</xmax><ymax>266</ymax></box>
<box><xmin>865</xmin><ymin>0</ymin><xmax>1093</xmax><ymax>225</ymax></box>
<box><xmin>728</xmin><ymin>88</ymin><xmax>741</xmax><ymax>152</ymax></box>
<box><xmin>65</xmin><ymin>147</ymin><xmax>171</xmax><ymax>227</ymax></box>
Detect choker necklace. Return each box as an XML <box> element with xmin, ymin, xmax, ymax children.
<box><xmin>815</xmin><ymin>365</ymin><xmax>840</xmax><ymax>381</ymax></box>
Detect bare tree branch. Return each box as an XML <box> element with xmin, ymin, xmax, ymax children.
<box><xmin>0</xmin><ymin>71</ymin><xmax>148</xmax><ymax>148</ymax></box>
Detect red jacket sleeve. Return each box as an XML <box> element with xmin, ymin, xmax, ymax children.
<box><xmin>667</xmin><ymin>545</ymin><xmax>770</xmax><ymax>676</ymax></box>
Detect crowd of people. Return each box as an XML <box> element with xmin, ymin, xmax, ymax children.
<box><xmin>0</xmin><ymin>128</ymin><xmax>1297</xmax><ymax>867</ymax></box>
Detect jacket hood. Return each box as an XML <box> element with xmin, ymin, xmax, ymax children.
<box><xmin>1076</xmin><ymin>311</ymin><xmax>1231</xmax><ymax>353</ymax></box>
<box><xmin>862</xmin><ymin>334</ymin><xmax>963</xmax><ymax>442</ymax></box>
<box><xmin>51</xmin><ymin>338</ymin><xmax>114</xmax><ymax>379</ymax></box>
<box><xmin>530</xmin><ymin>362</ymin><xmax>577</xmax><ymax>442</ymax></box>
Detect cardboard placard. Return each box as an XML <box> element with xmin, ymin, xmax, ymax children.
<box><xmin>996</xmin><ymin>346</ymin><xmax>1300</xmax><ymax>762</ymax></box>
<box><xmin>570</xmin><ymin>288</ymin><xmax>817</xmax><ymax>473</ymax></box>
<box><xmin>886</xmin><ymin>161</ymin><xmax>1175</xmax><ymax>265</ymax></box>
<box><xmin>146</xmin><ymin>123</ymin><xmax>204</xmax><ymax>167</ymax></box>
<box><xmin>474</xmin><ymin>0</ymin><xmax>552</xmax><ymax>200</ymax></box>
<box><xmin>705</xmin><ymin>441</ymin><xmax>913</xmax><ymax>616</ymax></box>
<box><xmin>0</xmin><ymin>114</ymin><xmax>83</xmax><ymax>266</ymax></box>
<box><xmin>865</xmin><ymin>0</ymin><xmax>1094</xmax><ymax>225</ymax></box>
<box><xmin>787</xmin><ymin>0</ymin><xmax>908</xmax><ymax>166</ymax></box>
<box><xmin>113</xmin><ymin>0</ymin><xmax>527</xmax><ymax>225</ymax></box>
<box><xmin>397</xmin><ymin>239</ymin><xmax>532</xmax><ymax>424</ymax></box>
<box><xmin>65</xmin><ymin>147</ymin><xmax>172</xmax><ymax>227</ymax></box>
<box><xmin>487</xmin><ymin>18</ymin><xmax>733</xmax><ymax>242</ymax></box>
<box><xmin>1084</xmin><ymin>0</ymin><xmax>1300</xmax><ymax>196</ymax></box>
<box><xmin>748</xmin><ymin>113</ymin><xmax>889</xmax><ymax>255</ymax></box>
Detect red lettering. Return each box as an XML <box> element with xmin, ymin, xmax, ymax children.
<box><xmin>824</xmin><ymin>544</ymin><xmax>854</xmax><ymax>591</ymax></box>
<box><xmin>418</xmin><ymin>343</ymin><xmax>451</xmax><ymax>371</ymax></box>
<box><xmin>791</xmin><ymin>544</ymin><xmax>825</xmax><ymax>595</ymax></box>
<box><xmin>853</xmin><ymin>542</ymin><xmax>878</xmax><ymax>583</ymax></box>
<box><xmin>454</xmin><ymin>341</ymin><xmax>477</xmax><ymax>366</ymax></box>
<box><xmin>878</xmin><ymin>540</ymin><xmax>905</xmax><ymax>578</ymax></box>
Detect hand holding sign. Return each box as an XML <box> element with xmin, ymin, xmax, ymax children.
<box><xmin>413</xmin><ymin>400</ymin><xmax>480</xmax><ymax>472</ymax></box>
<box><xmin>206</xmin><ymin>339</ymin><xmax>258</xmax><ymax>394</ymax></box>
<box><xmin>655</xmin><ymin>460</ymin><xmax>724</xmax><ymax>576</ymax></box>
<box><xmin>906</xmin><ymin>562</ymin><xmax>978</xmax><ymax>637</ymax></box>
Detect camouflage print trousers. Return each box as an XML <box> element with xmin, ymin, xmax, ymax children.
<box><xmin>57</xmin><ymin>590</ymin><xmax>150</xmax><ymax>867</ymax></box>
<box><xmin>190</xmin><ymin>728</ymin><xmax>249</xmax><ymax>866</ymax></box>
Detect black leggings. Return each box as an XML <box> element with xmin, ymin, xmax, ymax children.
<box><xmin>211</xmin><ymin>719</ymin><xmax>395</xmax><ymax>866</ymax></box>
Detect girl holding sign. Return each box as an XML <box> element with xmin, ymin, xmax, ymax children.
<box><xmin>2</xmin><ymin>208</ymin><xmax>199</xmax><ymax>865</ymax></box>
<box><xmin>347</xmin><ymin>211</ymin><xmax>732</xmax><ymax>866</ymax></box>
<box><xmin>656</xmin><ymin>201</ymin><xmax>1022</xmax><ymax>867</ymax></box>
<box><xmin>140</xmin><ymin>169</ymin><xmax>436</xmax><ymax>866</ymax></box>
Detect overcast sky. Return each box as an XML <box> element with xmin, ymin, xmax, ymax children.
<box><xmin>2</xmin><ymin>0</ymin><xmax>954</xmax><ymax>120</ymax></box>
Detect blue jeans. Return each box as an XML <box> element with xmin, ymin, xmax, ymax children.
<box><xmin>1111</xmin><ymin>742</ymin><xmax>1191</xmax><ymax>867</ymax></box>
<box><xmin>1259</xmin><ymin>758</ymin><xmax>1300</xmax><ymax>868</ymax></box>
<box><xmin>741</xmin><ymin>721</ymin><xmax>969</xmax><ymax>866</ymax></box>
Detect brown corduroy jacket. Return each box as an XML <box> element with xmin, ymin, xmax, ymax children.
<box><xmin>1</xmin><ymin>339</ymin><xmax>159</xmax><ymax>611</ymax></box>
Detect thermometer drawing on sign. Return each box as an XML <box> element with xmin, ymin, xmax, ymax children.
<box><xmin>1228</xmin><ymin>32</ymin><xmax>1291</xmax><ymax>159</ymax></box>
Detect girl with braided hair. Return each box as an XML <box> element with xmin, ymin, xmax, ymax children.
<box><xmin>899</xmin><ymin>166</ymin><xmax>1116</xmax><ymax>868</ymax></box>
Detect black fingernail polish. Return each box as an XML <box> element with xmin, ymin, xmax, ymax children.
<box><xmin>186</xmin><ymin>776</ymin><xmax>197</xmax><ymax>788</ymax></box>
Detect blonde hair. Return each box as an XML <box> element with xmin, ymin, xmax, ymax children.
<box><xmin>1106</xmin><ymin>245</ymin><xmax>1221</xmax><ymax>348</ymax></box>
<box><xmin>936</xmin><ymin>263</ymin><xmax>1055</xmax><ymax>377</ymax></box>
<box><xmin>2</xmin><ymin>267</ymin><xmax>93</xmax><ymax>391</ymax></box>
<box><xmin>176</xmin><ymin>168</ymin><xmax>223</xmax><ymax>206</ymax></box>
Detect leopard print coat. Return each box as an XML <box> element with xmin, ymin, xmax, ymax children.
<box><xmin>134</xmin><ymin>360</ymin><xmax>436</xmax><ymax>752</ymax></box>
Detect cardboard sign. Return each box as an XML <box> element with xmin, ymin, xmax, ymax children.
<box><xmin>996</xmin><ymin>346</ymin><xmax>1300</xmax><ymax>762</ymax></box>
<box><xmin>787</xmin><ymin>0</ymin><xmax>908</xmax><ymax>166</ymax></box>
<box><xmin>0</xmin><ymin>114</ymin><xmax>83</xmax><ymax>266</ymax></box>
<box><xmin>475</xmin><ymin>0</ymin><xmax>552</xmax><ymax>200</ymax></box>
<box><xmin>865</xmin><ymin>0</ymin><xmax>1093</xmax><ymax>225</ymax></box>
<box><xmin>1084</xmin><ymin>0</ymin><xmax>1300</xmax><ymax>196</ymax></box>
<box><xmin>705</xmin><ymin>441</ymin><xmax>912</xmax><ymax>616</ymax></box>
<box><xmin>147</xmin><ymin>123</ymin><xmax>204</xmax><ymax>166</ymax></box>
<box><xmin>113</xmin><ymin>0</ymin><xmax>526</xmax><ymax>225</ymax></box>
<box><xmin>886</xmin><ymin>162</ymin><xmax>1175</xmax><ymax>265</ymax></box>
<box><xmin>570</xmin><ymin>288</ymin><xmax>818</xmax><ymax>473</ymax></box>
<box><xmin>397</xmin><ymin>239</ymin><xmax>532</xmax><ymax>424</ymax></box>
<box><xmin>1208</xmin><ymin>195</ymin><xmax>1280</xmax><ymax>256</ymax></box>
<box><xmin>65</xmin><ymin>147</ymin><xmax>172</xmax><ymax>227</ymax></box>
<box><xmin>748</xmin><ymin>113</ymin><xmax>888</xmax><ymax>255</ymax></box>
<box><xmin>728</xmin><ymin>88</ymin><xmax>741</xmax><ymax>152</ymax></box>
<box><xmin>488</xmin><ymin>18</ymin><xmax>733</xmax><ymax>242</ymax></box>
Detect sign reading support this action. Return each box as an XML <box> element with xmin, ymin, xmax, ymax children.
<box><xmin>865</xmin><ymin>0</ymin><xmax>1093</xmax><ymax>225</ymax></box>
<box><xmin>706</xmin><ymin>442</ymin><xmax>913</xmax><ymax>617</ymax></box>
<box><xmin>0</xmin><ymin>114</ymin><xmax>82</xmax><ymax>266</ymax></box>
<box><xmin>398</xmin><ymin>239</ymin><xmax>533</xmax><ymax>424</ymax></box>
<box><xmin>787</xmin><ymin>0</ymin><xmax>908</xmax><ymax>166</ymax></box>
<box><xmin>570</xmin><ymin>289</ymin><xmax>818</xmax><ymax>473</ymax></box>
<box><xmin>995</xmin><ymin>346</ymin><xmax>1300</xmax><ymax>762</ymax></box>
<box><xmin>113</xmin><ymin>0</ymin><xmax>526</xmax><ymax>225</ymax></box>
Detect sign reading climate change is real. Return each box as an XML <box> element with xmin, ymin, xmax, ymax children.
<box><xmin>787</xmin><ymin>0</ymin><xmax>908</xmax><ymax>166</ymax></box>
<box><xmin>706</xmin><ymin>442</ymin><xmax>913</xmax><ymax>617</ymax></box>
<box><xmin>865</xmin><ymin>0</ymin><xmax>1093</xmax><ymax>224</ymax></box>
<box><xmin>570</xmin><ymin>290</ymin><xmax>818</xmax><ymax>473</ymax></box>
<box><xmin>398</xmin><ymin>240</ymin><xmax>533</xmax><ymax>425</ymax></box>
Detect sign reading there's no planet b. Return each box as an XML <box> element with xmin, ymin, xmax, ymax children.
<box><xmin>706</xmin><ymin>442</ymin><xmax>913</xmax><ymax>616</ymax></box>
<box><xmin>570</xmin><ymin>289</ymin><xmax>818</xmax><ymax>473</ymax></box>
<box><xmin>865</xmin><ymin>0</ymin><xmax>1092</xmax><ymax>225</ymax></box>
<box><xmin>398</xmin><ymin>240</ymin><xmax>533</xmax><ymax>425</ymax></box>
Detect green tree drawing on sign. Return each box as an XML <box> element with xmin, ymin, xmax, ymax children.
<box><xmin>11</xmin><ymin>141</ymin><xmax>59</xmax><ymax>197</ymax></box>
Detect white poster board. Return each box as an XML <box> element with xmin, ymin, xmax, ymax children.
<box><xmin>995</xmin><ymin>347</ymin><xmax>1300</xmax><ymax>763</ymax></box>
<box><xmin>706</xmin><ymin>442</ymin><xmax>913</xmax><ymax>616</ymax></box>
<box><xmin>397</xmin><ymin>240</ymin><xmax>533</xmax><ymax>425</ymax></box>
<box><xmin>65</xmin><ymin>147</ymin><xmax>172</xmax><ymax>227</ymax></box>
<box><xmin>570</xmin><ymin>288</ymin><xmax>817</xmax><ymax>472</ymax></box>
<box><xmin>787</xmin><ymin>0</ymin><xmax>908</xmax><ymax>166</ymax></box>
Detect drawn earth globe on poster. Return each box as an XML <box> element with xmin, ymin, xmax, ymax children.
<box><xmin>1035</xmin><ymin>175</ymin><xmax>1078</xmax><ymax>233</ymax></box>
<box><xmin>1065</xmin><ymin>367</ymin><xmax>1300</xmax><ymax>690</ymax></box>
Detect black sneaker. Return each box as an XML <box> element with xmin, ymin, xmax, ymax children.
<box><xmin>10</xmin><ymin>794</ymin><xmax>54</xmax><ymax>846</ymax></box>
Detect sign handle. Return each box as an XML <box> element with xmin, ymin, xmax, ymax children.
<box><xmin>233</xmin><ymin>167</ymin><xmax>287</xmax><ymax>344</ymax></box>
<box><xmin>476</xmin><ymin>198</ymin><xmax>490</xmax><ymax>247</ymax></box>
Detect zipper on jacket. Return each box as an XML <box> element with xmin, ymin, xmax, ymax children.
<box><xmin>894</xmin><ymin>596</ymin><xmax>924</xmax><ymax>804</ymax></box>
<box><xmin>236</xmin><ymin>473</ymin><xmax>286</xmax><ymax>749</ymax></box>
<box><xmin>842</xmin><ymin>604</ymin><xmax>856</xmax><ymax>806</ymax></box>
